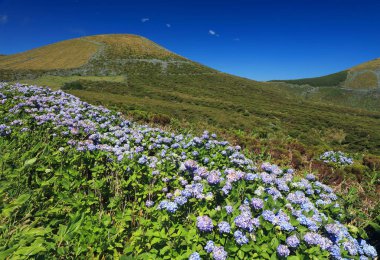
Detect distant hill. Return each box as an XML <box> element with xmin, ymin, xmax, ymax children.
<box><xmin>1</xmin><ymin>34</ymin><xmax>380</xmax><ymax>155</ymax></box>
<box><xmin>270</xmin><ymin>58</ymin><xmax>380</xmax><ymax>90</ymax></box>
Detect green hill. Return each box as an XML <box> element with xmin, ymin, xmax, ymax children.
<box><xmin>1</xmin><ymin>34</ymin><xmax>380</xmax><ymax>157</ymax></box>
<box><xmin>0</xmin><ymin>34</ymin><xmax>215</xmax><ymax>81</ymax></box>
<box><xmin>270</xmin><ymin>58</ymin><xmax>380</xmax><ymax>90</ymax></box>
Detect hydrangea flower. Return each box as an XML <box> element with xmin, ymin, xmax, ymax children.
<box><xmin>234</xmin><ymin>230</ymin><xmax>249</xmax><ymax>245</ymax></box>
<box><xmin>286</xmin><ymin>235</ymin><xmax>300</xmax><ymax>248</ymax></box>
<box><xmin>212</xmin><ymin>246</ymin><xmax>227</xmax><ymax>260</ymax></box>
<box><xmin>251</xmin><ymin>198</ymin><xmax>264</xmax><ymax>210</ymax></box>
<box><xmin>145</xmin><ymin>200</ymin><xmax>154</xmax><ymax>207</ymax></box>
<box><xmin>277</xmin><ymin>245</ymin><xmax>290</xmax><ymax>257</ymax></box>
<box><xmin>225</xmin><ymin>205</ymin><xmax>233</xmax><ymax>214</ymax></box>
<box><xmin>197</xmin><ymin>216</ymin><xmax>214</xmax><ymax>232</ymax></box>
<box><xmin>189</xmin><ymin>252</ymin><xmax>201</xmax><ymax>260</ymax></box>
<box><xmin>204</xmin><ymin>240</ymin><xmax>215</xmax><ymax>253</ymax></box>
<box><xmin>218</xmin><ymin>221</ymin><xmax>231</xmax><ymax>234</ymax></box>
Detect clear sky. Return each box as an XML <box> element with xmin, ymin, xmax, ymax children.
<box><xmin>0</xmin><ymin>0</ymin><xmax>379</xmax><ymax>81</ymax></box>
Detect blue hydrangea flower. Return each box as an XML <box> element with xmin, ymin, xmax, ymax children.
<box><xmin>286</xmin><ymin>235</ymin><xmax>300</xmax><ymax>248</ymax></box>
<box><xmin>360</xmin><ymin>239</ymin><xmax>377</xmax><ymax>258</ymax></box>
<box><xmin>251</xmin><ymin>198</ymin><xmax>264</xmax><ymax>210</ymax></box>
<box><xmin>212</xmin><ymin>246</ymin><xmax>228</xmax><ymax>260</ymax></box>
<box><xmin>145</xmin><ymin>200</ymin><xmax>154</xmax><ymax>207</ymax></box>
<box><xmin>225</xmin><ymin>205</ymin><xmax>233</xmax><ymax>214</ymax></box>
<box><xmin>189</xmin><ymin>252</ymin><xmax>201</xmax><ymax>260</ymax></box>
<box><xmin>205</xmin><ymin>240</ymin><xmax>215</xmax><ymax>253</ymax></box>
<box><xmin>234</xmin><ymin>230</ymin><xmax>249</xmax><ymax>245</ymax></box>
<box><xmin>218</xmin><ymin>221</ymin><xmax>231</xmax><ymax>234</ymax></box>
<box><xmin>277</xmin><ymin>245</ymin><xmax>290</xmax><ymax>257</ymax></box>
<box><xmin>197</xmin><ymin>216</ymin><xmax>214</xmax><ymax>232</ymax></box>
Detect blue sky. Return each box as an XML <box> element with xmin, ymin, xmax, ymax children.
<box><xmin>0</xmin><ymin>0</ymin><xmax>379</xmax><ymax>81</ymax></box>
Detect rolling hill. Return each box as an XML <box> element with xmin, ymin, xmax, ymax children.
<box><xmin>0</xmin><ymin>34</ymin><xmax>215</xmax><ymax>81</ymax></box>
<box><xmin>270</xmin><ymin>58</ymin><xmax>380</xmax><ymax>90</ymax></box>
<box><xmin>1</xmin><ymin>34</ymin><xmax>380</xmax><ymax>157</ymax></box>
<box><xmin>268</xmin><ymin>58</ymin><xmax>380</xmax><ymax>111</ymax></box>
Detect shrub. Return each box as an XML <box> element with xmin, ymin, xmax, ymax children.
<box><xmin>363</xmin><ymin>155</ymin><xmax>380</xmax><ymax>170</ymax></box>
<box><xmin>62</xmin><ymin>80</ymin><xmax>84</xmax><ymax>90</ymax></box>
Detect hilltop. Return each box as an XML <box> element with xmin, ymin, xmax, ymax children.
<box><xmin>0</xmin><ymin>34</ymin><xmax>215</xmax><ymax>81</ymax></box>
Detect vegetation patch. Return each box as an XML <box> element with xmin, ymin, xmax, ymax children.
<box><xmin>0</xmin><ymin>83</ymin><xmax>378</xmax><ymax>259</ymax></box>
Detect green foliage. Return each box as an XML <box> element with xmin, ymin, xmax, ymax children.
<box><xmin>62</xmin><ymin>80</ymin><xmax>84</xmax><ymax>90</ymax></box>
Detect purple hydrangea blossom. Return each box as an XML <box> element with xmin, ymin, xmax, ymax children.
<box><xmin>218</xmin><ymin>221</ymin><xmax>231</xmax><ymax>234</ymax></box>
<box><xmin>277</xmin><ymin>245</ymin><xmax>290</xmax><ymax>257</ymax></box>
<box><xmin>197</xmin><ymin>216</ymin><xmax>214</xmax><ymax>232</ymax></box>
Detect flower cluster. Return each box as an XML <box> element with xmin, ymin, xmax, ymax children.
<box><xmin>320</xmin><ymin>151</ymin><xmax>354</xmax><ymax>166</ymax></box>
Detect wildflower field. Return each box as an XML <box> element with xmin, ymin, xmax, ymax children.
<box><xmin>0</xmin><ymin>83</ymin><xmax>378</xmax><ymax>259</ymax></box>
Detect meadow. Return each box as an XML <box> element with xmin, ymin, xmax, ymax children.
<box><xmin>0</xmin><ymin>82</ymin><xmax>378</xmax><ymax>259</ymax></box>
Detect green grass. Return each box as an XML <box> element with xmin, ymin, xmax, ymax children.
<box><xmin>11</xmin><ymin>75</ymin><xmax>126</xmax><ymax>90</ymax></box>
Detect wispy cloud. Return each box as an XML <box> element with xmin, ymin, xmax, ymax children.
<box><xmin>166</xmin><ymin>23</ymin><xmax>171</xmax><ymax>28</ymax></box>
<box><xmin>0</xmin><ymin>15</ymin><xmax>8</xmax><ymax>24</ymax></box>
<box><xmin>141</xmin><ymin>18</ymin><xmax>150</xmax><ymax>23</ymax></box>
<box><xmin>233</xmin><ymin>38</ymin><xmax>240</xmax><ymax>41</ymax></box>
<box><xmin>208</xmin><ymin>29</ymin><xmax>219</xmax><ymax>37</ymax></box>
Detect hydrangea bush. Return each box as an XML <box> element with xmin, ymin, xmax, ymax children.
<box><xmin>0</xmin><ymin>83</ymin><xmax>377</xmax><ymax>259</ymax></box>
<box><xmin>320</xmin><ymin>151</ymin><xmax>354</xmax><ymax>167</ymax></box>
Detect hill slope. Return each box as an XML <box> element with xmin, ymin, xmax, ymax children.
<box><xmin>1</xmin><ymin>34</ymin><xmax>380</xmax><ymax>156</ymax></box>
<box><xmin>0</xmin><ymin>83</ymin><xmax>378</xmax><ymax>259</ymax></box>
<box><xmin>270</xmin><ymin>58</ymin><xmax>380</xmax><ymax>90</ymax></box>
<box><xmin>0</xmin><ymin>34</ymin><xmax>215</xmax><ymax>80</ymax></box>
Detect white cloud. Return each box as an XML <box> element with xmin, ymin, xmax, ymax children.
<box><xmin>0</xmin><ymin>15</ymin><xmax>8</xmax><ymax>24</ymax></box>
<box><xmin>208</xmin><ymin>29</ymin><xmax>219</xmax><ymax>37</ymax></box>
<box><xmin>166</xmin><ymin>23</ymin><xmax>171</xmax><ymax>28</ymax></box>
<box><xmin>141</xmin><ymin>18</ymin><xmax>150</xmax><ymax>23</ymax></box>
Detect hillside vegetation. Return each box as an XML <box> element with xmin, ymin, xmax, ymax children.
<box><xmin>269</xmin><ymin>71</ymin><xmax>349</xmax><ymax>87</ymax></box>
<box><xmin>270</xmin><ymin>58</ymin><xmax>380</xmax><ymax>91</ymax></box>
<box><xmin>0</xmin><ymin>83</ymin><xmax>378</xmax><ymax>259</ymax></box>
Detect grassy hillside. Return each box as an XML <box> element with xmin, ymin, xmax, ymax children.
<box><xmin>0</xmin><ymin>38</ymin><xmax>99</xmax><ymax>70</ymax></box>
<box><xmin>351</xmin><ymin>58</ymin><xmax>380</xmax><ymax>71</ymax></box>
<box><xmin>0</xmin><ymin>34</ymin><xmax>215</xmax><ymax>81</ymax></box>
<box><xmin>271</xmin><ymin>57</ymin><xmax>380</xmax><ymax>90</ymax></box>
<box><xmin>269</xmin><ymin>71</ymin><xmax>349</xmax><ymax>87</ymax></box>
<box><xmin>268</xmin><ymin>83</ymin><xmax>380</xmax><ymax>111</ymax></box>
<box><xmin>1</xmin><ymin>83</ymin><xmax>378</xmax><ymax>259</ymax></box>
<box><xmin>61</xmin><ymin>74</ymin><xmax>380</xmax><ymax>155</ymax></box>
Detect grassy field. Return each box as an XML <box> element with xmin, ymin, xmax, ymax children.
<box><xmin>12</xmin><ymin>75</ymin><xmax>126</xmax><ymax>90</ymax></box>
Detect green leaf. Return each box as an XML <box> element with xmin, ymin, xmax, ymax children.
<box><xmin>24</xmin><ymin>157</ymin><xmax>37</xmax><ymax>166</ymax></box>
